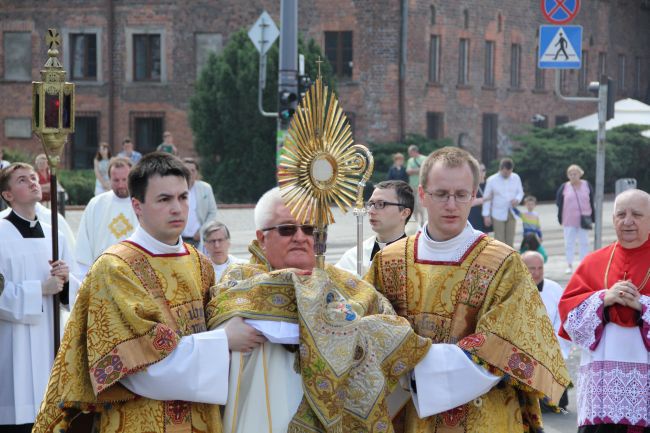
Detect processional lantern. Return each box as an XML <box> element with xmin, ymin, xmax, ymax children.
<box><xmin>31</xmin><ymin>28</ymin><xmax>75</xmax><ymax>355</ymax></box>
<box><xmin>278</xmin><ymin>64</ymin><xmax>373</xmax><ymax>271</ymax></box>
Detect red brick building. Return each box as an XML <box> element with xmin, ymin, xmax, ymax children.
<box><xmin>1</xmin><ymin>1</ymin><xmax>648</xmax><ymax>168</ymax></box>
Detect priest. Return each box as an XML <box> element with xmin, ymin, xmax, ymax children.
<box><xmin>559</xmin><ymin>188</ymin><xmax>650</xmax><ymax>432</ymax></box>
<box><xmin>75</xmin><ymin>157</ymin><xmax>138</xmax><ymax>278</ymax></box>
<box><xmin>0</xmin><ymin>162</ymin><xmax>79</xmax><ymax>433</ymax></box>
<box><xmin>366</xmin><ymin>147</ymin><xmax>570</xmax><ymax>433</ymax></box>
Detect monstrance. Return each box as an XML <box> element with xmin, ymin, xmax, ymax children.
<box><xmin>278</xmin><ymin>75</ymin><xmax>373</xmax><ymax>270</ymax></box>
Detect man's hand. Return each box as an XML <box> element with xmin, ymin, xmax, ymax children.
<box><xmin>604</xmin><ymin>280</ymin><xmax>642</xmax><ymax>311</ymax></box>
<box><xmin>510</xmin><ymin>198</ymin><xmax>519</xmax><ymax>206</ymax></box>
<box><xmin>224</xmin><ymin>317</ymin><xmax>267</xmax><ymax>352</ymax></box>
<box><xmin>483</xmin><ymin>216</ymin><xmax>492</xmax><ymax>227</ymax></box>
<box><xmin>42</xmin><ymin>276</ymin><xmax>64</xmax><ymax>295</ymax></box>
<box><xmin>49</xmin><ymin>259</ymin><xmax>69</xmax><ymax>283</ymax></box>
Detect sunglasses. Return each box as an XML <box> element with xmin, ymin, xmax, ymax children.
<box><xmin>262</xmin><ymin>224</ymin><xmax>316</xmax><ymax>237</ymax></box>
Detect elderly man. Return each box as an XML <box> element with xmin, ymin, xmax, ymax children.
<box><xmin>336</xmin><ymin>180</ymin><xmax>413</xmax><ymax>276</ymax></box>
<box><xmin>482</xmin><ymin>157</ymin><xmax>524</xmax><ymax>247</ymax></box>
<box><xmin>75</xmin><ymin>157</ymin><xmax>138</xmax><ymax>278</ymax></box>
<box><xmin>206</xmin><ymin>187</ymin><xmax>442</xmax><ymax>433</ymax></box>
<box><xmin>181</xmin><ymin>158</ymin><xmax>217</xmax><ymax>247</ymax></box>
<box><xmin>522</xmin><ymin>250</ymin><xmax>572</xmax><ymax>410</ymax></box>
<box><xmin>559</xmin><ymin>188</ymin><xmax>650</xmax><ymax>432</ymax></box>
<box><xmin>202</xmin><ymin>220</ymin><xmax>246</xmax><ymax>281</ymax></box>
<box><xmin>367</xmin><ymin>147</ymin><xmax>570</xmax><ymax>433</ymax></box>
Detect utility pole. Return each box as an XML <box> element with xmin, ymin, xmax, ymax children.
<box><xmin>277</xmin><ymin>0</ymin><xmax>298</xmax><ymax>164</ymax></box>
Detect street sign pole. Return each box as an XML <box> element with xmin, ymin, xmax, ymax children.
<box><xmin>594</xmin><ymin>76</ymin><xmax>608</xmax><ymax>250</ymax></box>
<box><xmin>277</xmin><ymin>0</ymin><xmax>298</xmax><ymax>164</ymax></box>
<box><xmin>248</xmin><ymin>11</ymin><xmax>280</xmax><ymax>118</ymax></box>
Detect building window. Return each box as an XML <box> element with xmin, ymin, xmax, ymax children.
<box><xmin>510</xmin><ymin>44</ymin><xmax>521</xmax><ymax>89</ymax></box>
<box><xmin>131</xmin><ymin>112</ymin><xmax>164</xmax><ymax>153</ymax></box>
<box><xmin>618</xmin><ymin>54</ymin><xmax>626</xmax><ymax>91</ymax></box>
<box><xmin>3</xmin><ymin>31</ymin><xmax>31</xmax><ymax>81</ymax></box>
<box><xmin>532</xmin><ymin>114</ymin><xmax>548</xmax><ymax>128</ymax></box>
<box><xmin>535</xmin><ymin>47</ymin><xmax>545</xmax><ymax>90</ymax></box>
<box><xmin>463</xmin><ymin>9</ymin><xmax>469</xmax><ymax>29</ymax></box>
<box><xmin>71</xmin><ymin>115</ymin><xmax>99</xmax><ymax>169</ymax></box>
<box><xmin>70</xmin><ymin>34</ymin><xmax>97</xmax><ymax>80</ymax></box>
<box><xmin>458</xmin><ymin>38</ymin><xmax>470</xmax><ymax>85</ymax></box>
<box><xmin>635</xmin><ymin>56</ymin><xmax>643</xmax><ymax>96</ymax></box>
<box><xmin>555</xmin><ymin>115</ymin><xmax>569</xmax><ymax>126</ymax></box>
<box><xmin>430</xmin><ymin>5</ymin><xmax>436</xmax><ymax>25</ymax></box>
<box><xmin>559</xmin><ymin>69</ymin><xmax>568</xmax><ymax>94</ymax></box>
<box><xmin>484</xmin><ymin>41</ymin><xmax>495</xmax><ymax>87</ymax></box>
<box><xmin>133</xmin><ymin>34</ymin><xmax>161</xmax><ymax>81</ymax></box>
<box><xmin>195</xmin><ymin>33</ymin><xmax>223</xmax><ymax>78</ymax></box>
<box><xmin>598</xmin><ymin>52</ymin><xmax>607</xmax><ymax>77</ymax></box>
<box><xmin>324</xmin><ymin>31</ymin><xmax>353</xmax><ymax>79</ymax></box>
<box><xmin>498</xmin><ymin>14</ymin><xmax>503</xmax><ymax>33</ymax></box>
<box><xmin>429</xmin><ymin>35</ymin><xmax>441</xmax><ymax>83</ymax></box>
<box><xmin>346</xmin><ymin>111</ymin><xmax>356</xmax><ymax>137</ymax></box>
<box><xmin>4</xmin><ymin>118</ymin><xmax>32</xmax><ymax>138</ymax></box>
<box><xmin>578</xmin><ymin>50</ymin><xmax>589</xmax><ymax>92</ymax></box>
<box><xmin>481</xmin><ymin>113</ymin><xmax>498</xmax><ymax>165</ymax></box>
<box><xmin>426</xmin><ymin>112</ymin><xmax>444</xmax><ymax>140</ymax></box>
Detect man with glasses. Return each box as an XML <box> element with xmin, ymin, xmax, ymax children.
<box><xmin>367</xmin><ymin>147</ymin><xmax>570</xmax><ymax>433</ymax></box>
<box><xmin>336</xmin><ymin>180</ymin><xmax>413</xmax><ymax>276</ymax></box>
<box><xmin>206</xmin><ymin>187</ymin><xmax>432</xmax><ymax>433</ymax></box>
<box><xmin>202</xmin><ymin>220</ymin><xmax>246</xmax><ymax>281</ymax></box>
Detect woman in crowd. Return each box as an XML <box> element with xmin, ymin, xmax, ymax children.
<box><xmin>94</xmin><ymin>142</ymin><xmax>111</xmax><ymax>196</ymax></box>
<box><xmin>468</xmin><ymin>163</ymin><xmax>491</xmax><ymax>233</ymax></box>
<box><xmin>35</xmin><ymin>153</ymin><xmax>51</xmax><ymax>206</ymax></box>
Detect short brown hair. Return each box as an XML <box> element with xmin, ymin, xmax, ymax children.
<box><xmin>419</xmin><ymin>147</ymin><xmax>480</xmax><ymax>190</ymax></box>
<box><xmin>182</xmin><ymin>157</ymin><xmax>199</xmax><ymax>171</ymax></box>
<box><xmin>128</xmin><ymin>152</ymin><xmax>190</xmax><ymax>202</ymax></box>
<box><xmin>108</xmin><ymin>157</ymin><xmax>133</xmax><ymax>178</ymax></box>
<box><xmin>0</xmin><ymin>162</ymin><xmax>34</xmax><ymax>204</ymax></box>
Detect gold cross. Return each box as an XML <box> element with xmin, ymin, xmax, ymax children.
<box><xmin>46</xmin><ymin>28</ymin><xmax>61</xmax><ymax>50</ymax></box>
<box><xmin>316</xmin><ymin>56</ymin><xmax>323</xmax><ymax>78</ymax></box>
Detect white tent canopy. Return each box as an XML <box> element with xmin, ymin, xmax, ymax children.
<box><xmin>564</xmin><ymin>98</ymin><xmax>650</xmax><ymax>131</ymax></box>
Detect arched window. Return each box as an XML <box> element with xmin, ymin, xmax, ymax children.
<box><xmin>498</xmin><ymin>13</ymin><xmax>503</xmax><ymax>32</ymax></box>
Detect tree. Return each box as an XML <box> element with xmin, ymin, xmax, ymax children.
<box><xmin>189</xmin><ymin>29</ymin><xmax>335</xmax><ymax>203</ymax></box>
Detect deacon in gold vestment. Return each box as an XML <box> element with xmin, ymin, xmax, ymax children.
<box><xmin>33</xmin><ymin>154</ymin><xmax>257</xmax><ymax>433</ymax></box>
<box><xmin>207</xmin><ymin>188</ymin><xmax>432</xmax><ymax>433</ymax></box>
<box><xmin>366</xmin><ymin>147</ymin><xmax>570</xmax><ymax>433</ymax></box>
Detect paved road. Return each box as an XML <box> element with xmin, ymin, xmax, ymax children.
<box><xmin>63</xmin><ymin>199</ymin><xmax>617</xmax><ymax>433</ymax></box>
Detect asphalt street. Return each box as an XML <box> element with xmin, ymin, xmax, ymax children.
<box><xmin>63</xmin><ymin>199</ymin><xmax>618</xmax><ymax>433</ymax></box>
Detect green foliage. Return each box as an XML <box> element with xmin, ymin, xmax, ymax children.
<box><xmin>58</xmin><ymin>169</ymin><xmax>94</xmax><ymax>205</ymax></box>
<box><xmin>512</xmin><ymin>125</ymin><xmax>650</xmax><ymax>200</ymax></box>
<box><xmin>189</xmin><ymin>29</ymin><xmax>335</xmax><ymax>203</ymax></box>
<box><xmin>368</xmin><ymin>134</ymin><xmax>453</xmax><ymax>184</ymax></box>
<box><xmin>2</xmin><ymin>147</ymin><xmax>32</xmax><ymax>163</ymax></box>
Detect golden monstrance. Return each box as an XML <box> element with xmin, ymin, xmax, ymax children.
<box><xmin>277</xmin><ymin>75</ymin><xmax>373</xmax><ymax>271</ymax></box>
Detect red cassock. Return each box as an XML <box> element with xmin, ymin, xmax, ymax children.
<box><xmin>559</xmin><ymin>237</ymin><xmax>650</xmax><ymax>338</ymax></box>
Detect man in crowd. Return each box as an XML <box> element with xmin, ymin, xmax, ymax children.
<box><xmin>336</xmin><ymin>180</ymin><xmax>413</xmax><ymax>276</ymax></box>
<box><xmin>482</xmin><ymin>157</ymin><xmax>524</xmax><ymax>247</ymax></box>
<box><xmin>181</xmin><ymin>157</ymin><xmax>218</xmax><ymax>247</ymax></box>
<box><xmin>202</xmin><ymin>220</ymin><xmax>246</xmax><ymax>281</ymax></box>
<box><xmin>75</xmin><ymin>157</ymin><xmax>138</xmax><ymax>278</ymax></box>
<box><xmin>0</xmin><ymin>162</ymin><xmax>79</xmax><ymax>433</ymax></box>
<box><xmin>406</xmin><ymin>144</ymin><xmax>427</xmax><ymax>225</ymax></box>
<box><xmin>207</xmin><ymin>187</ymin><xmax>435</xmax><ymax>433</ymax></box>
<box><xmin>116</xmin><ymin>137</ymin><xmax>142</xmax><ymax>164</ymax></box>
<box><xmin>34</xmin><ymin>153</ymin><xmax>263</xmax><ymax>433</ymax></box>
<box><xmin>522</xmin><ymin>250</ymin><xmax>572</xmax><ymax>410</ymax></box>
<box><xmin>157</xmin><ymin>131</ymin><xmax>178</xmax><ymax>155</ymax></box>
<box><xmin>559</xmin><ymin>188</ymin><xmax>650</xmax><ymax>432</ymax></box>
<box><xmin>367</xmin><ymin>147</ymin><xmax>570</xmax><ymax>432</ymax></box>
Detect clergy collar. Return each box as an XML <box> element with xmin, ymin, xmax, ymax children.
<box><xmin>127</xmin><ymin>225</ymin><xmax>187</xmax><ymax>256</ymax></box>
<box><xmin>5</xmin><ymin>209</ymin><xmax>44</xmax><ymax>238</ymax></box>
<box><xmin>537</xmin><ymin>280</ymin><xmax>544</xmax><ymax>292</ymax></box>
<box><xmin>375</xmin><ymin>233</ymin><xmax>406</xmax><ymax>249</ymax></box>
<box><xmin>416</xmin><ymin>223</ymin><xmax>482</xmax><ymax>263</ymax></box>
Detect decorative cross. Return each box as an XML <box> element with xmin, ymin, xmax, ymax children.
<box><xmin>46</xmin><ymin>28</ymin><xmax>61</xmax><ymax>50</ymax></box>
<box><xmin>316</xmin><ymin>56</ymin><xmax>323</xmax><ymax>78</ymax></box>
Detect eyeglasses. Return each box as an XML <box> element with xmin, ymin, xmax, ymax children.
<box><xmin>205</xmin><ymin>238</ymin><xmax>229</xmax><ymax>246</ymax></box>
<box><xmin>365</xmin><ymin>200</ymin><xmax>404</xmax><ymax>210</ymax></box>
<box><xmin>262</xmin><ymin>224</ymin><xmax>316</xmax><ymax>237</ymax></box>
<box><xmin>424</xmin><ymin>190</ymin><xmax>473</xmax><ymax>203</ymax></box>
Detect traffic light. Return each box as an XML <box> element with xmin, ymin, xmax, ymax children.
<box><xmin>606</xmin><ymin>77</ymin><xmax>615</xmax><ymax>121</ymax></box>
<box><xmin>298</xmin><ymin>75</ymin><xmax>312</xmax><ymax>100</ymax></box>
<box><xmin>278</xmin><ymin>89</ymin><xmax>297</xmax><ymax>123</ymax></box>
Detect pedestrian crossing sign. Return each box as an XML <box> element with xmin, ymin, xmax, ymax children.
<box><xmin>538</xmin><ymin>25</ymin><xmax>582</xmax><ymax>69</ymax></box>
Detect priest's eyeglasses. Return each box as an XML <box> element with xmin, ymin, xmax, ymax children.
<box><xmin>262</xmin><ymin>224</ymin><xmax>316</xmax><ymax>237</ymax></box>
<box><xmin>365</xmin><ymin>200</ymin><xmax>404</xmax><ymax>210</ymax></box>
<box><xmin>424</xmin><ymin>190</ymin><xmax>473</xmax><ymax>203</ymax></box>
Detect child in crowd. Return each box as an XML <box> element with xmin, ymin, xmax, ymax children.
<box><xmin>521</xmin><ymin>195</ymin><xmax>542</xmax><ymax>240</ymax></box>
<box><xmin>520</xmin><ymin>232</ymin><xmax>548</xmax><ymax>262</ymax></box>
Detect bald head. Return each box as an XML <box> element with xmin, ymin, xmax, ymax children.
<box><xmin>613</xmin><ymin>189</ymin><xmax>650</xmax><ymax>249</ymax></box>
<box><xmin>521</xmin><ymin>251</ymin><xmax>544</xmax><ymax>285</ymax></box>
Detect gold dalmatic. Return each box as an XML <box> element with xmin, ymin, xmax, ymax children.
<box><xmin>278</xmin><ymin>76</ymin><xmax>373</xmax><ymax>268</ymax></box>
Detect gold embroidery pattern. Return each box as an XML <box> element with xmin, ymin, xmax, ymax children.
<box><xmin>108</xmin><ymin>213</ymin><xmax>134</xmax><ymax>239</ymax></box>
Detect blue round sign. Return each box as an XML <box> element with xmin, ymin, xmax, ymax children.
<box><xmin>541</xmin><ymin>0</ymin><xmax>580</xmax><ymax>24</ymax></box>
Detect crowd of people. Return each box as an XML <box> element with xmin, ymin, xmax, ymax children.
<box><xmin>0</xmin><ymin>140</ymin><xmax>648</xmax><ymax>433</ymax></box>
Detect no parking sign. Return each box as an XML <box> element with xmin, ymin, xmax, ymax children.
<box><xmin>540</xmin><ymin>0</ymin><xmax>580</xmax><ymax>24</ymax></box>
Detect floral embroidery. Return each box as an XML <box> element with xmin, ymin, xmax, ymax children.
<box><xmin>442</xmin><ymin>405</ymin><xmax>466</xmax><ymax>426</ymax></box>
<box><xmin>152</xmin><ymin>326</ymin><xmax>176</xmax><ymax>352</ymax></box>
<box><xmin>165</xmin><ymin>400</ymin><xmax>191</xmax><ymax>424</ymax></box>
<box><xmin>506</xmin><ymin>352</ymin><xmax>536</xmax><ymax>381</ymax></box>
<box><xmin>93</xmin><ymin>352</ymin><xmax>124</xmax><ymax>386</ymax></box>
<box><xmin>458</xmin><ymin>333</ymin><xmax>486</xmax><ymax>350</ymax></box>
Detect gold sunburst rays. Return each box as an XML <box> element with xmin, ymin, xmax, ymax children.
<box><xmin>278</xmin><ymin>77</ymin><xmax>373</xmax><ymax>228</ymax></box>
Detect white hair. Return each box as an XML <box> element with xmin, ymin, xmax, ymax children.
<box><xmin>254</xmin><ymin>187</ymin><xmax>284</xmax><ymax>230</ymax></box>
<box><xmin>613</xmin><ymin>188</ymin><xmax>650</xmax><ymax>211</ymax></box>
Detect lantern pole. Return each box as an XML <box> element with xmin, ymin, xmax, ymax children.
<box><xmin>32</xmin><ymin>28</ymin><xmax>75</xmax><ymax>356</ymax></box>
